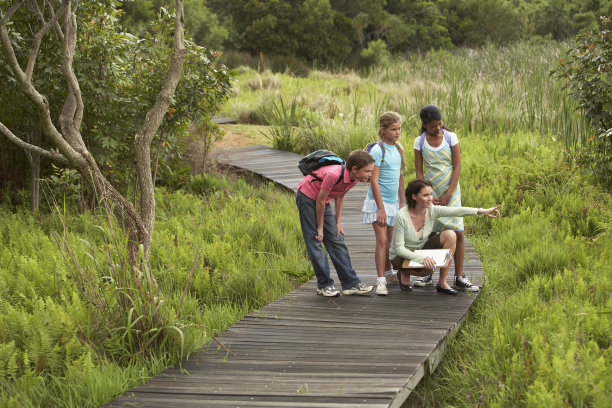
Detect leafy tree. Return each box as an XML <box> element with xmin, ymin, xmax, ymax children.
<box><xmin>386</xmin><ymin>0</ymin><xmax>452</xmax><ymax>51</ymax></box>
<box><xmin>0</xmin><ymin>0</ymin><xmax>188</xmax><ymax>265</ymax></box>
<box><xmin>1</xmin><ymin>1</ymin><xmax>230</xmax><ymax>211</ymax></box>
<box><xmin>212</xmin><ymin>0</ymin><xmax>352</xmax><ymax>65</ymax></box>
<box><xmin>121</xmin><ymin>0</ymin><xmax>227</xmax><ymax>48</ymax></box>
<box><xmin>293</xmin><ymin>0</ymin><xmax>351</xmax><ymax>65</ymax></box>
<box><xmin>360</xmin><ymin>38</ymin><xmax>390</xmax><ymax>69</ymax></box>
<box><xmin>441</xmin><ymin>0</ymin><xmax>525</xmax><ymax>46</ymax></box>
<box><xmin>555</xmin><ymin>16</ymin><xmax>612</xmax><ymax>187</ymax></box>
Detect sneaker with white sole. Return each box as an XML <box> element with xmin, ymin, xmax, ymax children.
<box><xmin>385</xmin><ymin>273</ymin><xmax>399</xmax><ymax>284</ymax></box>
<box><xmin>376</xmin><ymin>281</ymin><xmax>388</xmax><ymax>296</ymax></box>
<box><xmin>413</xmin><ymin>274</ymin><xmax>434</xmax><ymax>287</ymax></box>
<box><xmin>342</xmin><ymin>282</ymin><xmax>373</xmax><ymax>295</ymax></box>
<box><xmin>316</xmin><ymin>286</ymin><xmax>340</xmax><ymax>297</ymax></box>
<box><xmin>454</xmin><ymin>276</ymin><xmax>480</xmax><ymax>292</ymax></box>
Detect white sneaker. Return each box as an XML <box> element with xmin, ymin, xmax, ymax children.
<box><xmin>316</xmin><ymin>286</ymin><xmax>340</xmax><ymax>297</ymax></box>
<box><xmin>454</xmin><ymin>276</ymin><xmax>480</xmax><ymax>292</ymax></box>
<box><xmin>376</xmin><ymin>281</ymin><xmax>388</xmax><ymax>296</ymax></box>
<box><xmin>342</xmin><ymin>282</ymin><xmax>373</xmax><ymax>295</ymax></box>
<box><xmin>413</xmin><ymin>274</ymin><xmax>434</xmax><ymax>287</ymax></box>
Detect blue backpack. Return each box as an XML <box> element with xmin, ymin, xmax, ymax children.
<box><xmin>298</xmin><ymin>150</ymin><xmax>346</xmax><ymax>185</ymax></box>
<box><xmin>418</xmin><ymin>128</ymin><xmax>453</xmax><ymax>153</ymax></box>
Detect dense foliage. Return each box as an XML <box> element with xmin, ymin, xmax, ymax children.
<box><xmin>0</xmin><ymin>175</ymin><xmax>310</xmax><ymax>407</ymax></box>
<box><xmin>121</xmin><ymin>0</ymin><xmax>228</xmax><ymax>49</ymax></box>
<box><xmin>555</xmin><ymin>16</ymin><xmax>612</xmax><ymax>188</ymax></box>
<box><xmin>0</xmin><ymin>1</ymin><xmax>231</xmax><ymax>207</ymax></box>
<box><xmin>123</xmin><ymin>0</ymin><xmax>612</xmax><ymax>67</ymax></box>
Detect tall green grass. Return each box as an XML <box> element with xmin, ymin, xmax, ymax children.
<box><xmin>403</xmin><ymin>132</ymin><xmax>611</xmax><ymax>407</ymax></box>
<box><xmin>222</xmin><ymin>41</ymin><xmax>590</xmax><ymax>158</ymax></box>
<box><xmin>0</xmin><ymin>174</ymin><xmax>311</xmax><ymax>407</ymax></box>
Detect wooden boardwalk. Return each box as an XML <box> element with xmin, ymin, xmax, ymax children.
<box><xmin>107</xmin><ymin>146</ymin><xmax>484</xmax><ymax>408</ymax></box>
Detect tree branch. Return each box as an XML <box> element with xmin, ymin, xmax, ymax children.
<box><xmin>46</xmin><ymin>0</ymin><xmax>65</xmax><ymax>42</ymax></box>
<box><xmin>25</xmin><ymin>0</ymin><xmax>69</xmax><ymax>81</ymax></box>
<box><xmin>0</xmin><ymin>20</ymin><xmax>83</xmax><ymax>166</ymax></box>
<box><xmin>0</xmin><ymin>120</ymin><xmax>67</xmax><ymax>163</ymax></box>
<box><xmin>0</xmin><ymin>1</ymin><xmax>24</xmax><ymax>25</ymax></box>
<box><xmin>59</xmin><ymin>1</ymin><xmax>84</xmax><ymax>139</ymax></box>
<box><xmin>134</xmin><ymin>0</ymin><xmax>186</xmax><ymax>254</ymax></box>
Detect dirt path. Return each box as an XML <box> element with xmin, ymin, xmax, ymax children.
<box><xmin>214</xmin><ymin>124</ymin><xmax>271</xmax><ymax>148</ymax></box>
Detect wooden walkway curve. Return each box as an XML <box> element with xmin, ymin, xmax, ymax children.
<box><xmin>107</xmin><ymin>146</ymin><xmax>484</xmax><ymax>408</ymax></box>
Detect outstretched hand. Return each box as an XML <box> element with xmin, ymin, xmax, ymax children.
<box><xmin>480</xmin><ymin>205</ymin><xmax>501</xmax><ymax>218</ymax></box>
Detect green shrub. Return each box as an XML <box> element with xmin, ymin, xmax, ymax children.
<box><xmin>555</xmin><ymin>16</ymin><xmax>612</xmax><ymax>188</ymax></box>
<box><xmin>0</xmin><ymin>176</ymin><xmax>311</xmax><ymax>406</ymax></box>
<box><xmin>360</xmin><ymin>39</ymin><xmax>390</xmax><ymax>70</ymax></box>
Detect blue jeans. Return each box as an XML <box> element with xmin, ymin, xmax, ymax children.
<box><xmin>296</xmin><ymin>190</ymin><xmax>361</xmax><ymax>290</ymax></box>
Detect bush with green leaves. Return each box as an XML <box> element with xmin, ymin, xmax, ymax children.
<box><xmin>359</xmin><ymin>39</ymin><xmax>391</xmax><ymax>70</ymax></box>
<box><xmin>555</xmin><ymin>16</ymin><xmax>612</xmax><ymax>189</ymax></box>
<box><xmin>0</xmin><ymin>1</ymin><xmax>231</xmax><ymax>207</ymax></box>
<box><xmin>120</xmin><ymin>0</ymin><xmax>228</xmax><ymax>49</ymax></box>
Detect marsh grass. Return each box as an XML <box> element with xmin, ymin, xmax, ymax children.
<box><xmin>222</xmin><ymin>41</ymin><xmax>590</xmax><ymax>159</ymax></box>
<box><xmin>0</xmin><ymin>174</ymin><xmax>311</xmax><ymax>406</ymax></box>
<box><xmin>403</xmin><ymin>131</ymin><xmax>611</xmax><ymax>407</ymax></box>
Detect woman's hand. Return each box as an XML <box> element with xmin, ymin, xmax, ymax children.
<box><xmin>479</xmin><ymin>205</ymin><xmax>501</xmax><ymax>218</ymax></box>
<box><xmin>376</xmin><ymin>208</ymin><xmax>387</xmax><ymax>226</ymax></box>
<box><xmin>423</xmin><ymin>256</ymin><xmax>436</xmax><ymax>271</ymax></box>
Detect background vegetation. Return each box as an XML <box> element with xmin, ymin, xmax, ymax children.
<box><xmin>0</xmin><ymin>175</ymin><xmax>311</xmax><ymax>407</ymax></box>
<box><xmin>1</xmin><ymin>0</ymin><xmax>610</xmax><ymax>406</ymax></box>
<box><xmin>120</xmin><ymin>0</ymin><xmax>612</xmax><ymax>68</ymax></box>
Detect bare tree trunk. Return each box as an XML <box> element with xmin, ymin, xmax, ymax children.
<box><xmin>0</xmin><ymin>0</ymin><xmax>186</xmax><ymax>269</ymax></box>
<box><xmin>23</xmin><ymin>131</ymin><xmax>41</xmax><ymax>212</ymax></box>
<box><xmin>30</xmin><ymin>152</ymin><xmax>40</xmax><ymax>212</ymax></box>
<box><xmin>134</xmin><ymin>0</ymin><xmax>186</xmax><ymax>260</ymax></box>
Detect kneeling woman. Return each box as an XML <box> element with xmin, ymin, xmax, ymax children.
<box><xmin>389</xmin><ymin>179</ymin><xmax>500</xmax><ymax>295</ymax></box>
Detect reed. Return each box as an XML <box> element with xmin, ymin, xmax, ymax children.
<box><xmin>222</xmin><ymin>41</ymin><xmax>590</xmax><ymax>157</ymax></box>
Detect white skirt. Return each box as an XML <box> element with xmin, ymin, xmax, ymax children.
<box><xmin>362</xmin><ymin>197</ymin><xmax>399</xmax><ymax>226</ymax></box>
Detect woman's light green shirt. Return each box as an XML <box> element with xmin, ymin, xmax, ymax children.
<box><xmin>389</xmin><ymin>205</ymin><xmax>480</xmax><ymax>263</ymax></box>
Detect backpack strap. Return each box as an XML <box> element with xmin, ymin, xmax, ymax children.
<box><xmin>336</xmin><ymin>163</ymin><xmax>346</xmax><ymax>185</ymax></box>
<box><xmin>419</xmin><ymin>129</ymin><xmax>453</xmax><ymax>152</ymax></box>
